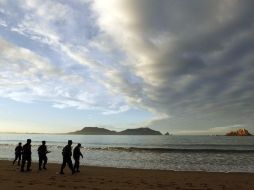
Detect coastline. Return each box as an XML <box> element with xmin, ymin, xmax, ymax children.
<box><xmin>0</xmin><ymin>160</ymin><xmax>254</xmax><ymax>190</ymax></box>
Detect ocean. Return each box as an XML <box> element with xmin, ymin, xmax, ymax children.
<box><xmin>1</xmin><ymin>134</ymin><xmax>254</xmax><ymax>173</ymax></box>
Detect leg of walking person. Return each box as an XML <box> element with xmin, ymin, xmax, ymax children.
<box><xmin>67</xmin><ymin>158</ymin><xmax>75</xmax><ymax>174</ymax></box>
<box><xmin>43</xmin><ymin>156</ymin><xmax>48</xmax><ymax>169</ymax></box>
<box><xmin>76</xmin><ymin>159</ymin><xmax>80</xmax><ymax>172</ymax></box>
<box><xmin>20</xmin><ymin>157</ymin><xmax>26</xmax><ymax>172</ymax></box>
<box><xmin>13</xmin><ymin>154</ymin><xmax>18</xmax><ymax>165</ymax></box>
<box><xmin>39</xmin><ymin>156</ymin><xmax>42</xmax><ymax>170</ymax></box>
<box><xmin>60</xmin><ymin>157</ymin><xmax>67</xmax><ymax>174</ymax></box>
<box><xmin>17</xmin><ymin>154</ymin><xmax>21</xmax><ymax>166</ymax></box>
<box><xmin>27</xmin><ymin>157</ymin><xmax>31</xmax><ymax>171</ymax></box>
<box><xmin>73</xmin><ymin>158</ymin><xmax>77</xmax><ymax>171</ymax></box>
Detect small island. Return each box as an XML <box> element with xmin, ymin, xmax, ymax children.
<box><xmin>118</xmin><ymin>128</ymin><xmax>162</xmax><ymax>135</ymax></box>
<box><xmin>69</xmin><ymin>127</ymin><xmax>162</xmax><ymax>135</ymax></box>
<box><xmin>225</xmin><ymin>128</ymin><xmax>252</xmax><ymax>136</ymax></box>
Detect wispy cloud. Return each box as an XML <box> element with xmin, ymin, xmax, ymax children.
<box><xmin>0</xmin><ymin>0</ymin><xmax>131</xmax><ymax>115</ymax></box>
<box><xmin>0</xmin><ymin>37</ymin><xmax>127</xmax><ymax>114</ymax></box>
<box><xmin>0</xmin><ymin>19</ymin><xmax>7</xmax><ymax>27</ymax></box>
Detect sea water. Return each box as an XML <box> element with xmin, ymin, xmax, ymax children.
<box><xmin>0</xmin><ymin>134</ymin><xmax>254</xmax><ymax>172</ymax></box>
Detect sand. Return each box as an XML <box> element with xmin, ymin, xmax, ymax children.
<box><xmin>0</xmin><ymin>160</ymin><xmax>253</xmax><ymax>190</ymax></box>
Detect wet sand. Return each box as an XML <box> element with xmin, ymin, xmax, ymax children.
<box><xmin>0</xmin><ymin>160</ymin><xmax>254</xmax><ymax>190</ymax></box>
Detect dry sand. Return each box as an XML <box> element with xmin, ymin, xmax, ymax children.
<box><xmin>0</xmin><ymin>160</ymin><xmax>254</xmax><ymax>190</ymax></box>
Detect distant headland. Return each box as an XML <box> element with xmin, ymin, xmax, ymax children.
<box><xmin>69</xmin><ymin>127</ymin><xmax>162</xmax><ymax>135</ymax></box>
<box><xmin>225</xmin><ymin>128</ymin><xmax>252</xmax><ymax>136</ymax></box>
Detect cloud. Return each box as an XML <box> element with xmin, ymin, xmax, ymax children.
<box><xmin>210</xmin><ymin>124</ymin><xmax>245</xmax><ymax>133</ymax></box>
<box><xmin>0</xmin><ymin>0</ymin><xmax>131</xmax><ymax>115</ymax></box>
<box><xmin>0</xmin><ymin>19</ymin><xmax>7</xmax><ymax>27</ymax></box>
<box><xmin>91</xmin><ymin>0</ymin><xmax>254</xmax><ymax>131</ymax></box>
<box><xmin>102</xmin><ymin>105</ymin><xmax>130</xmax><ymax>115</ymax></box>
<box><xmin>0</xmin><ymin>0</ymin><xmax>254</xmax><ymax>131</ymax></box>
<box><xmin>175</xmin><ymin>124</ymin><xmax>245</xmax><ymax>135</ymax></box>
<box><xmin>0</xmin><ymin>37</ymin><xmax>128</xmax><ymax>114</ymax></box>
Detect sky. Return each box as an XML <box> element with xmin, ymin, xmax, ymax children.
<box><xmin>0</xmin><ymin>0</ymin><xmax>254</xmax><ymax>134</ymax></box>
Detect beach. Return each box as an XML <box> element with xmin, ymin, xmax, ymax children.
<box><xmin>1</xmin><ymin>160</ymin><xmax>254</xmax><ymax>190</ymax></box>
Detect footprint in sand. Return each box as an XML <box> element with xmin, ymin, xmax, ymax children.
<box><xmin>218</xmin><ymin>184</ymin><xmax>226</xmax><ymax>189</ymax></box>
<box><xmin>141</xmin><ymin>181</ymin><xmax>147</xmax><ymax>185</ymax></box>
<box><xmin>170</xmin><ymin>182</ymin><xmax>177</xmax><ymax>185</ymax></box>
<box><xmin>29</xmin><ymin>180</ymin><xmax>38</xmax><ymax>184</ymax></box>
<box><xmin>200</xmin><ymin>183</ymin><xmax>208</xmax><ymax>187</ymax></box>
<box><xmin>49</xmin><ymin>176</ymin><xmax>56</xmax><ymax>181</ymax></box>
<box><xmin>185</xmin><ymin>182</ymin><xmax>193</xmax><ymax>187</ymax></box>
<box><xmin>157</xmin><ymin>184</ymin><xmax>164</xmax><ymax>188</ymax></box>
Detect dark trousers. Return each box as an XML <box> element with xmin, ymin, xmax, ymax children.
<box><xmin>60</xmin><ymin>157</ymin><xmax>74</xmax><ymax>173</ymax></box>
<box><xmin>39</xmin><ymin>155</ymin><xmax>47</xmax><ymax>169</ymax></box>
<box><xmin>21</xmin><ymin>155</ymin><xmax>31</xmax><ymax>171</ymax></box>
<box><xmin>13</xmin><ymin>153</ymin><xmax>22</xmax><ymax>165</ymax></box>
<box><xmin>73</xmin><ymin>157</ymin><xmax>80</xmax><ymax>172</ymax></box>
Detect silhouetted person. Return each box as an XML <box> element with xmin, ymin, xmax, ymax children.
<box><xmin>20</xmin><ymin>139</ymin><xmax>32</xmax><ymax>172</ymax></box>
<box><xmin>60</xmin><ymin>140</ymin><xmax>75</xmax><ymax>174</ymax></box>
<box><xmin>38</xmin><ymin>141</ymin><xmax>51</xmax><ymax>170</ymax></box>
<box><xmin>13</xmin><ymin>142</ymin><xmax>22</xmax><ymax>166</ymax></box>
<box><xmin>73</xmin><ymin>143</ymin><xmax>83</xmax><ymax>172</ymax></box>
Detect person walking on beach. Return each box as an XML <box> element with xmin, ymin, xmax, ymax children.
<box><xmin>20</xmin><ymin>139</ymin><xmax>32</xmax><ymax>172</ymax></box>
<box><xmin>60</xmin><ymin>140</ymin><xmax>75</xmax><ymax>174</ymax></box>
<box><xmin>38</xmin><ymin>141</ymin><xmax>51</xmax><ymax>170</ymax></box>
<box><xmin>73</xmin><ymin>143</ymin><xmax>83</xmax><ymax>173</ymax></box>
<box><xmin>13</xmin><ymin>142</ymin><xmax>22</xmax><ymax>166</ymax></box>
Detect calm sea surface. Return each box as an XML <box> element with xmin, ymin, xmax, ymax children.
<box><xmin>1</xmin><ymin>134</ymin><xmax>254</xmax><ymax>172</ymax></box>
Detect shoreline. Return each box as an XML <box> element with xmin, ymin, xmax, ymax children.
<box><xmin>0</xmin><ymin>160</ymin><xmax>253</xmax><ymax>190</ymax></box>
<box><xmin>2</xmin><ymin>157</ymin><xmax>254</xmax><ymax>174</ymax></box>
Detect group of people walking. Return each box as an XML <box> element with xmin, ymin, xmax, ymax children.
<box><xmin>13</xmin><ymin>139</ymin><xmax>83</xmax><ymax>174</ymax></box>
<box><xmin>60</xmin><ymin>140</ymin><xmax>83</xmax><ymax>174</ymax></box>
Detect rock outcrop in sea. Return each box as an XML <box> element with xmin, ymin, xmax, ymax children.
<box><xmin>225</xmin><ymin>128</ymin><xmax>252</xmax><ymax>136</ymax></box>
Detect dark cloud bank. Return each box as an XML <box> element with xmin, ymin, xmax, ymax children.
<box><xmin>93</xmin><ymin>0</ymin><xmax>254</xmax><ymax>133</ymax></box>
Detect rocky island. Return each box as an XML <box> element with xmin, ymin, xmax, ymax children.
<box><xmin>225</xmin><ymin>128</ymin><xmax>252</xmax><ymax>136</ymax></box>
<box><xmin>69</xmin><ymin>127</ymin><xmax>117</xmax><ymax>135</ymax></box>
<box><xmin>69</xmin><ymin>127</ymin><xmax>162</xmax><ymax>135</ymax></box>
<box><xmin>118</xmin><ymin>127</ymin><xmax>162</xmax><ymax>135</ymax></box>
